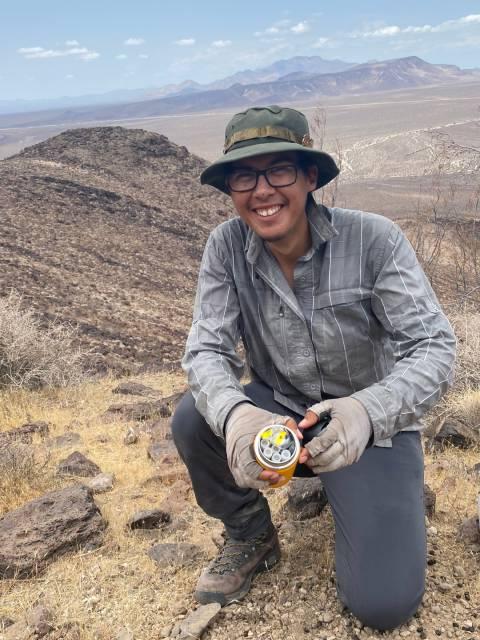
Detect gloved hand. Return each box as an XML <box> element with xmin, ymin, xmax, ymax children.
<box><xmin>298</xmin><ymin>397</ymin><xmax>372</xmax><ymax>473</ymax></box>
<box><xmin>225</xmin><ymin>403</ymin><xmax>300</xmax><ymax>489</ymax></box>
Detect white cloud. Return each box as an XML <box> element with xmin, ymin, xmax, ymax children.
<box><xmin>354</xmin><ymin>14</ymin><xmax>480</xmax><ymax>38</ymax></box>
<box><xmin>116</xmin><ymin>54</ymin><xmax>128</xmax><ymax>60</ymax></box>
<box><xmin>312</xmin><ymin>37</ymin><xmax>334</xmax><ymax>48</ymax></box>
<box><xmin>291</xmin><ymin>21</ymin><xmax>310</xmax><ymax>34</ymax></box>
<box><xmin>461</xmin><ymin>14</ymin><xmax>480</xmax><ymax>24</ymax></box>
<box><xmin>175</xmin><ymin>38</ymin><xmax>196</xmax><ymax>46</ymax></box>
<box><xmin>18</xmin><ymin>47</ymin><xmax>43</xmax><ymax>54</ymax></box>
<box><xmin>254</xmin><ymin>19</ymin><xmax>293</xmax><ymax>37</ymax></box>
<box><xmin>138</xmin><ymin>53</ymin><xmax>149</xmax><ymax>59</ymax></box>
<box><xmin>65</xmin><ymin>40</ymin><xmax>79</xmax><ymax>46</ymax></box>
<box><xmin>18</xmin><ymin>45</ymin><xmax>99</xmax><ymax>60</ymax></box>
<box><xmin>211</xmin><ymin>39</ymin><xmax>232</xmax><ymax>48</ymax></box>
<box><xmin>81</xmin><ymin>52</ymin><xmax>100</xmax><ymax>61</ymax></box>
<box><xmin>124</xmin><ymin>37</ymin><xmax>145</xmax><ymax>45</ymax></box>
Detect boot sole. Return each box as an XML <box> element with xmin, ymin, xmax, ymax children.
<box><xmin>194</xmin><ymin>544</ymin><xmax>281</xmax><ymax>607</ymax></box>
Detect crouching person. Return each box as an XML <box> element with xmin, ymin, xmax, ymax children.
<box><xmin>172</xmin><ymin>105</ymin><xmax>456</xmax><ymax>631</ymax></box>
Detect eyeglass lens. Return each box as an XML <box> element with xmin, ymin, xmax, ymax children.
<box><xmin>227</xmin><ymin>164</ymin><xmax>298</xmax><ymax>192</ymax></box>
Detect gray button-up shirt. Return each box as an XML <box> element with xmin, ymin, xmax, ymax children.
<box><xmin>183</xmin><ymin>201</ymin><xmax>456</xmax><ymax>446</ymax></box>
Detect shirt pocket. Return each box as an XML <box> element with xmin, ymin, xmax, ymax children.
<box><xmin>311</xmin><ymin>289</ymin><xmax>379</xmax><ymax>381</ymax></box>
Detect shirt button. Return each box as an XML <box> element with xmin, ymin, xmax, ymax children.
<box><xmin>303</xmin><ymin>349</ymin><xmax>310</xmax><ymax>357</ymax></box>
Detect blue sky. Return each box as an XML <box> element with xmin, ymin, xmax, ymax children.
<box><xmin>3</xmin><ymin>0</ymin><xmax>480</xmax><ymax>101</ymax></box>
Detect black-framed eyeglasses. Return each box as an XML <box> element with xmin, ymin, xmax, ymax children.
<box><xmin>226</xmin><ymin>164</ymin><xmax>298</xmax><ymax>192</ymax></box>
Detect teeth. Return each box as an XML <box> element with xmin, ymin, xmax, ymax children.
<box><xmin>255</xmin><ymin>205</ymin><xmax>281</xmax><ymax>217</ymax></box>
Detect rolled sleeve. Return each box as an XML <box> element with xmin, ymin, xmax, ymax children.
<box><xmin>182</xmin><ymin>231</ymin><xmax>251</xmax><ymax>438</ymax></box>
<box><xmin>351</xmin><ymin>225</ymin><xmax>456</xmax><ymax>443</ymax></box>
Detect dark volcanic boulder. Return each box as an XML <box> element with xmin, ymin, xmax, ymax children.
<box><xmin>0</xmin><ymin>485</ymin><xmax>106</xmax><ymax>578</ymax></box>
<box><xmin>287</xmin><ymin>477</ymin><xmax>328</xmax><ymax>520</ymax></box>
<box><xmin>57</xmin><ymin>451</ymin><xmax>102</xmax><ymax>477</ymax></box>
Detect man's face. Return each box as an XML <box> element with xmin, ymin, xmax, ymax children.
<box><xmin>227</xmin><ymin>151</ymin><xmax>317</xmax><ymax>246</ymax></box>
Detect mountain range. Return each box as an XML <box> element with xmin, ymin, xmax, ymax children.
<box><xmin>1</xmin><ymin>56</ymin><xmax>478</xmax><ymax>130</ymax></box>
<box><xmin>0</xmin><ymin>55</ymin><xmax>355</xmax><ymax>115</ymax></box>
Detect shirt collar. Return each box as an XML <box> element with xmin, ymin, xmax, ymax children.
<box><xmin>245</xmin><ymin>198</ymin><xmax>338</xmax><ymax>265</ymax></box>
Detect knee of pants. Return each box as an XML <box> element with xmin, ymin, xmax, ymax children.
<box><xmin>348</xmin><ymin>584</ymin><xmax>424</xmax><ymax>631</ymax></box>
<box><xmin>171</xmin><ymin>392</ymin><xmax>211</xmax><ymax>456</ymax></box>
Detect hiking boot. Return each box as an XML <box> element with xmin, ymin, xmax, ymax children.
<box><xmin>194</xmin><ymin>525</ymin><xmax>281</xmax><ymax>605</ymax></box>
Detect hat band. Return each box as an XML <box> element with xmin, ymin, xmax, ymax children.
<box><xmin>224</xmin><ymin>126</ymin><xmax>313</xmax><ymax>154</ymax></box>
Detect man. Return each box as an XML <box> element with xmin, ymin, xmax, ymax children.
<box><xmin>172</xmin><ymin>105</ymin><xmax>456</xmax><ymax>630</ymax></box>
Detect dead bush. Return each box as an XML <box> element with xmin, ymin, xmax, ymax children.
<box><xmin>0</xmin><ymin>291</ymin><xmax>88</xmax><ymax>390</ymax></box>
<box><xmin>0</xmin><ymin>441</ymin><xmax>50</xmax><ymax>513</ymax></box>
<box><xmin>448</xmin><ymin>311</ymin><xmax>480</xmax><ymax>391</ymax></box>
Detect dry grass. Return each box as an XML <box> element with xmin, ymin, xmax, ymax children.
<box><xmin>0</xmin><ymin>291</ymin><xmax>89</xmax><ymax>390</ymax></box>
<box><xmin>0</xmin><ymin>365</ymin><xmax>478</xmax><ymax>639</ymax></box>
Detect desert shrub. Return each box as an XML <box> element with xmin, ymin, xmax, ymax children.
<box><xmin>0</xmin><ymin>441</ymin><xmax>50</xmax><ymax>513</ymax></box>
<box><xmin>428</xmin><ymin>310</ymin><xmax>480</xmax><ymax>434</ymax></box>
<box><xmin>448</xmin><ymin>310</ymin><xmax>480</xmax><ymax>391</ymax></box>
<box><xmin>0</xmin><ymin>291</ymin><xmax>87</xmax><ymax>390</ymax></box>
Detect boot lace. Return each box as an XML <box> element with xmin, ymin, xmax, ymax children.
<box><xmin>208</xmin><ymin>532</ymin><xmax>270</xmax><ymax>575</ymax></box>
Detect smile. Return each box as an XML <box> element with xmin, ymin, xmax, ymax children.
<box><xmin>254</xmin><ymin>205</ymin><xmax>283</xmax><ymax>217</ymax></box>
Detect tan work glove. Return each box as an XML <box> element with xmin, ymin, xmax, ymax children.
<box><xmin>225</xmin><ymin>403</ymin><xmax>301</xmax><ymax>489</ymax></box>
<box><xmin>298</xmin><ymin>397</ymin><xmax>372</xmax><ymax>473</ymax></box>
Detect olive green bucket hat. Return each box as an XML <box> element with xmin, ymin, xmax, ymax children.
<box><xmin>200</xmin><ymin>104</ymin><xmax>339</xmax><ymax>194</ymax></box>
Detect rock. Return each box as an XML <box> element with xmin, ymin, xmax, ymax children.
<box><xmin>112</xmin><ymin>381</ymin><xmax>158</xmax><ymax>397</ymax></box>
<box><xmin>47</xmin><ymin>622</ymin><xmax>81</xmax><ymax>640</ymax></box>
<box><xmin>57</xmin><ymin>451</ymin><xmax>102</xmax><ymax>477</ymax></box>
<box><xmin>173</xmin><ymin>604</ymin><xmax>221</xmax><ymax>639</ymax></box>
<box><xmin>19</xmin><ymin>421</ymin><xmax>50</xmax><ymax>436</ymax></box>
<box><xmin>162</xmin><ymin>391</ymin><xmax>186</xmax><ymax>412</ymax></box>
<box><xmin>105</xmin><ymin>400</ymin><xmax>170</xmax><ymax>421</ymax></box>
<box><xmin>124</xmin><ymin>427</ymin><xmax>138</xmax><ymax>445</ymax></box>
<box><xmin>0</xmin><ymin>421</ymin><xmax>49</xmax><ymax>447</ymax></box>
<box><xmin>147</xmin><ymin>542</ymin><xmax>204</xmax><ymax>567</ymax></box>
<box><xmin>143</xmin><ymin>417</ymin><xmax>172</xmax><ymax>441</ymax></box>
<box><xmin>428</xmin><ymin>420</ymin><xmax>479</xmax><ymax>451</ymax></box>
<box><xmin>47</xmin><ymin>432</ymin><xmax>82</xmax><ymax>448</ymax></box>
<box><xmin>286</xmin><ymin>477</ymin><xmax>328</xmax><ymax>520</ymax></box>
<box><xmin>437</xmin><ymin>581</ymin><xmax>455</xmax><ymax>592</ymax></box>
<box><xmin>458</xmin><ymin>516</ymin><xmax>480</xmax><ymax>543</ymax></box>
<box><xmin>471</xmin><ymin>462</ymin><xmax>480</xmax><ymax>476</ymax></box>
<box><xmin>147</xmin><ymin>440</ymin><xmax>177</xmax><ymax>462</ymax></box>
<box><xmin>141</xmin><ymin>467</ymin><xmax>189</xmax><ymax>487</ymax></box>
<box><xmin>25</xmin><ymin>607</ymin><xmax>53</xmax><ymax>636</ymax></box>
<box><xmin>127</xmin><ymin>509</ymin><xmax>171</xmax><ymax>530</ymax></box>
<box><xmin>3</xmin><ymin>606</ymin><xmax>53</xmax><ymax>639</ymax></box>
<box><xmin>0</xmin><ymin>617</ymin><xmax>14</xmax><ymax>631</ymax></box>
<box><xmin>320</xmin><ymin>612</ymin><xmax>335</xmax><ymax>624</ymax></box>
<box><xmin>424</xmin><ymin>484</ymin><xmax>436</xmax><ymax>519</ymax></box>
<box><xmin>0</xmin><ymin>485</ymin><xmax>106</xmax><ymax>578</ymax></box>
<box><xmin>116</xmin><ymin>629</ymin><xmax>134</xmax><ymax>640</ymax></box>
<box><xmin>83</xmin><ymin>473</ymin><xmax>114</xmax><ymax>493</ymax></box>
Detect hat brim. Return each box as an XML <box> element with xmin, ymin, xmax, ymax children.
<box><xmin>200</xmin><ymin>140</ymin><xmax>339</xmax><ymax>194</ymax></box>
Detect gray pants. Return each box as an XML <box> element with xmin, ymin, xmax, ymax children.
<box><xmin>172</xmin><ymin>381</ymin><xmax>426</xmax><ymax>630</ymax></box>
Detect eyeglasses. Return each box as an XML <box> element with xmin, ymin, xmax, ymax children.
<box><xmin>226</xmin><ymin>164</ymin><xmax>298</xmax><ymax>192</ymax></box>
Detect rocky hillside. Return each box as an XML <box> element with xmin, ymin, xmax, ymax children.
<box><xmin>0</xmin><ymin>127</ymin><xmax>233</xmax><ymax>372</ymax></box>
